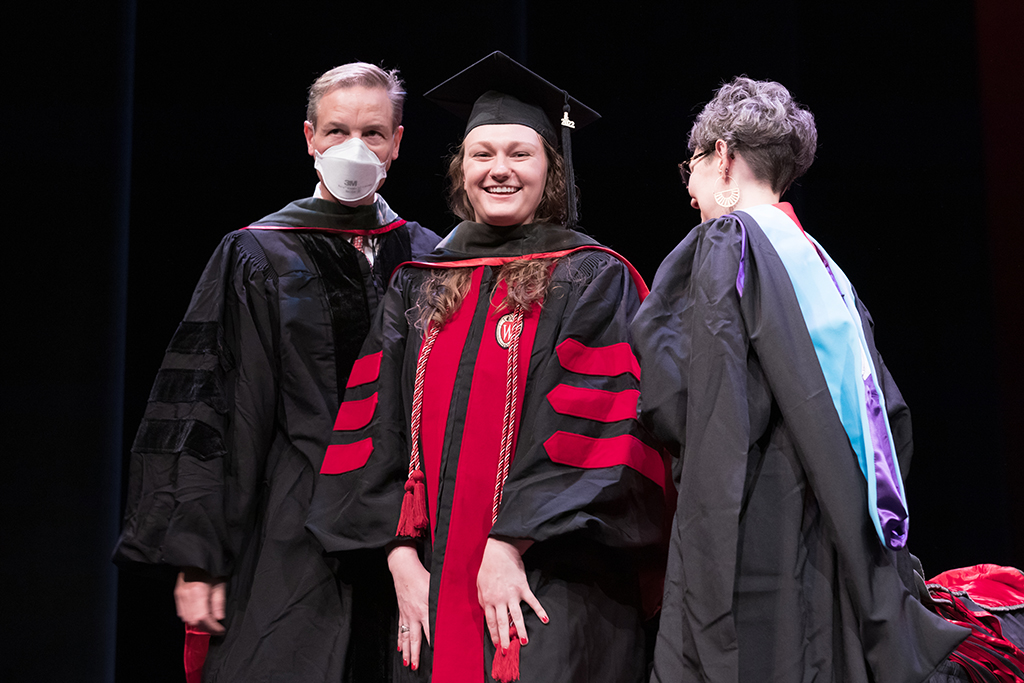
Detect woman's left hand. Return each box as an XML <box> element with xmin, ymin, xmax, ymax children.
<box><xmin>476</xmin><ymin>537</ymin><xmax>549</xmax><ymax>653</ymax></box>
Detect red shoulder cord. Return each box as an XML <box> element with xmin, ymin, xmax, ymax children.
<box><xmin>395</xmin><ymin>322</ymin><xmax>438</xmax><ymax>537</ymax></box>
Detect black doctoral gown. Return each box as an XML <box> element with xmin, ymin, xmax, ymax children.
<box><xmin>630</xmin><ymin>205</ymin><xmax>968</xmax><ymax>683</ymax></box>
<box><xmin>114</xmin><ymin>195</ymin><xmax>439</xmax><ymax>682</ymax></box>
<box><xmin>308</xmin><ymin>221</ymin><xmax>668</xmax><ymax>683</ymax></box>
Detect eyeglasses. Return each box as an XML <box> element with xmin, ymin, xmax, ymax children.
<box><xmin>678</xmin><ymin>150</ymin><xmax>712</xmax><ymax>185</ymax></box>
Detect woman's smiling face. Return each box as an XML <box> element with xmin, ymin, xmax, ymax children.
<box><xmin>462</xmin><ymin>124</ymin><xmax>548</xmax><ymax>227</ymax></box>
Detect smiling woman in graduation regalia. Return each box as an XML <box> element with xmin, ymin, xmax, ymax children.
<box><xmin>307</xmin><ymin>52</ymin><xmax>667</xmax><ymax>683</ymax></box>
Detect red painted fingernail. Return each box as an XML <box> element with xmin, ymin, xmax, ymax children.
<box><xmin>403</xmin><ymin>658</ymin><xmax>408</xmax><ymax>667</ymax></box>
<box><xmin>501</xmin><ymin>647</ymin><xmax>507</xmax><ymax>656</ymax></box>
<box><xmin>521</xmin><ymin>637</ymin><xmax>528</xmax><ymax>645</ymax></box>
<box><xmin>412</xmin><ymin>663</ymin><xmax>418</xmax><ymax>671</ymax></box>
<box><xmin>397</xmin><ymin>645</ymin><xmax>402</xmax><ymax>652</ymax></box>
<box><xmin>541</xmin><ymin>615</ymin><xmax>549</xmax><ymax>623</ymax></box>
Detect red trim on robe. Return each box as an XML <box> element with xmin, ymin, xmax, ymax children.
<box><xmin>243</xmin><ymin>218</ymin><xmax>407</xmax><ymax>237</ymax></box>
<box><xmin>398</xmin><ymin>245</ymin><xmax>650</xmax><ymax>301</ymax></box>
<box><xmin>544</xmin><ymin>431</ymin><xmax>666</xmax><ymax>490</ymax></box>
<box><xmin>345</xmin><ymin>351</ymin><xmax>383</xmax><ymax>388</ymax></box>
<box><xmin>774</xmin><ymin>202</ymin><xmax>802</xmax><ymax>230</ymax></box>
<box><xmin>556</xmin><ymin>337</ymin><xmax>641</xmax><ymax>380</ymax></box>
<box><xmin>546</xmin><ymin>385</ymin><xmax>640</xmax><ymax>423</ymax></box>
<box><xmin>929</xmin><ymin>564</ymin><xmax>1024</xmax><ymax>610</ymax></box>
<box><xmin>321</xmin><ymin>438</ymin><xmax>374</xmax><ymax>474</ymax></box>
<box><xmin>184</xmin><ymin>627</ymin><xmax>209</xmax><ymax>683</ymax></box>
<box><xmin>924</xmin><ymin>585</ymin><xmax>1024</xmax><ymax>679</ymax></box>
<box><xmin>421</xmin><ymin>267</ymin><xmax>485</xmax><ymax>542</ymax></box>
<box><xmin>774</xmin><ymin>203</ymin><xmax>849</xmax><ymax>290</ymax></box>
<box><xmin>774</xmin><ymin>202</ymin><xmax>824</xmax><ymax>255</ymax></box>
<box><xmin>333</xmin><ymin>393</ymin><xmax>378</xmax><ymax>431</ymax></box>
<box><xmin>432</xmin><ymin>279</ymin><xmax>541</xmax><ymax>683</ymax></box>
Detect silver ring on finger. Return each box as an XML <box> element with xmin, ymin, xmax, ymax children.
<box><xmin>400</xmin><ymin>625</ymin><xmax>411</xmax><ymax>633</ymax></box>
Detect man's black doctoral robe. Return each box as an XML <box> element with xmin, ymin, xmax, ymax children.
<box><xmin>114</xmin><ymin>196</ymin><xmax>438</xmax><ymax>683</ymax></box>
<box><xmin>308</xmin><ymin>221</ymin><xmax>668</xmax><ymax>683</ymax></box>
<box><xmin>631</xmin><ymin>204</ymin><xmax>968</xmax><ymax>683</ymax></box>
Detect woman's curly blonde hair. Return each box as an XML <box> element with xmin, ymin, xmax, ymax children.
<box><xmin>415</xmin><ymin>258</ymin><xmax>557</xmax><ymax>332</ymax></box>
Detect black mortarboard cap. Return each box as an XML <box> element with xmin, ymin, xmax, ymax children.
<box><xmin>425</xmin><ymin>51</ymin><xmax>600</xmax><ymax>145</ymax></box>
<box><xmin>425</xmin><ymin>51</ymin><xmax>600</xmax><ymax>226</ymax></box>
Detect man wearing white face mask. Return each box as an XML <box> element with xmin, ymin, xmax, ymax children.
<box><xmin>114</xmin><ymin>63</ymin><xmax>439</xmax><ymax>683</ymax></box>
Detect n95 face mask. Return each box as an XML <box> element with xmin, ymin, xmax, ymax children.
<box><xmin>314</xmin><ymin>138</ymin><xmax>387</xmax><ymax>202</ymax></box>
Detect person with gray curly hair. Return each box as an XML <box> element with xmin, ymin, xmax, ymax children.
<box><xmin>632</xmin><ymin>77</ymin><xmax>978</xmax><ymax>682</ymax></box>
<box><xmin>683</xmin><ymin>76</ymin><xmax>817</xmax><ymax>219</ymax></box>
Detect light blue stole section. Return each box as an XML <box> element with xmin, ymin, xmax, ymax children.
<box><xmin>740</xmin><ymin>204</ymin><xmax>906</xmax><ymax>545</ymax></box>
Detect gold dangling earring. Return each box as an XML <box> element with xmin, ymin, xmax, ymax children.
<box><xmin>713</xmin><ymin>172</ymin><xmax>740</xmax><ymax>208</ymax></box>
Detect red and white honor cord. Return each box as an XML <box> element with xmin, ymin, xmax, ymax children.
<box><xmin>492</xmin><ymin>306</ymin><xmax>525</xmax><ymax>524</ymax></box>
<box><xmin>408</xmin><ymin>322</ymin><xmax>440</xmax><ymax>478</ymax></box>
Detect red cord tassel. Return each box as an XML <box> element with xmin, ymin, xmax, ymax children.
<box><xmin>396</xmin><ymin>470</ymin><xmax>428</xmax><ymax>537</ymax></box>
<box><xmin>183</xmin><ymin>626</ymin><xmax>210</xmax><ymax>683</ymax></box>
<box><xmin>491</xmin><ymin>624</ymin><xmax>521</xmax><ymax>682</ymax></box>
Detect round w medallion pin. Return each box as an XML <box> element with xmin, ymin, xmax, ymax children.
<box><xmin>495</xmin><ymin>313</ymin><xmax>521</xmax><ymax>349</ymax></box>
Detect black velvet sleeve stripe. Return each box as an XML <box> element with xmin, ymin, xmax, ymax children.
<box><xmin>148</xmin><ymin>368</ymin><xmax>229</xmax><ymax>414</ymax></box>
<box><xmin>166</xmin><ymin>321</ymin><xmax>224</xmax><ymax>356</ymax></box>
<box><xmin>133</xmin><ymin>417</ymin><xmax>227</xmax><ymax>461</ymax></box>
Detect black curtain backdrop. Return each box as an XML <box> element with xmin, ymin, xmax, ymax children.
<box><xmin>3</xmin><ymin>1</ymin><xmax>1021</xmax><ymax>680</ymax></box>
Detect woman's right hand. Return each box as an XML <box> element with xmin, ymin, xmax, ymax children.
<box><xmin>387</xmin><ymin>543</ymin><xmax>431</xmax><ymax>671</ymax></box>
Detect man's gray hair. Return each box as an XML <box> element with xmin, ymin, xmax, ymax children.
<box><xmin>306</xmin><ymin>63</ymin><xmax>406</xmax><ymax>131</ymax></box>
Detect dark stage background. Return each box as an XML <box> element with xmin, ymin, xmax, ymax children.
<box><xmin>4</xmin><ymin>1</ymin><xmax>1021</xmax><ymax>680</ymax></box>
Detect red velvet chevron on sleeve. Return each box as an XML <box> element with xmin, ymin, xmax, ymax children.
<box><xmin>322</xmin><ymin>351</ymin><xmax>383</xmax><ymax>475</ymax></box>
<box><xmin>333</xmin><ymin>393</ymin><xmax>378</xmax><ymax>431</ymax></box>
<box><xmin>542</xmin><ymin>338</ymin><xmax>663</xmax><ymax>487</ymax></box>
<box><xmin>321</xmin><ymin>438</ymin><xmax>374</xmax><ymax>475</ymax></box>
<box><xmin>555</xmin><ymin>338</ymin><xmax>640</xmax><ymax>379</ymax></box>
<box><xmin>546</xmin><ymin>385</ymin><xmax>639</xmax><ymax>422</ymax></box>
<box><xmin>346</xmin><ymin>351</ymin><xmax>383</xmax><ymax>388</ymax></box>
<box><xmin>544</xmin><ymin>431</ymin><xmax>665</xmax><ymax>489</ymax></box>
